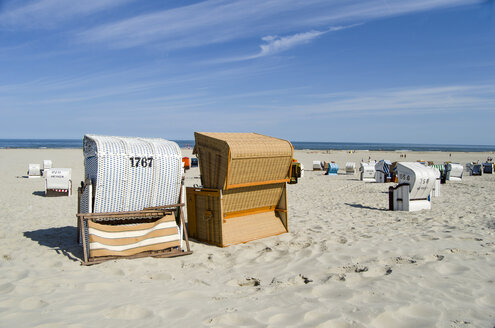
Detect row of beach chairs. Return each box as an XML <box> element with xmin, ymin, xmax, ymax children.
<box><xmin>27</xmin><ymin>160</ymin><xmax>72</xmax><ymax>196</ymax></box>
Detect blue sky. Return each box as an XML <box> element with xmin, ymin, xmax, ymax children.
<box><xmin>1</xmin><ymin>0</ymin><xmax>494</xmax><ymax>144</ymax></box>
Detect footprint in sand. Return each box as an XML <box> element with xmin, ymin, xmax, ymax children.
<box><xmin>20</xmin><ymin>297</ymin><xmax>49</xmax><ymax>310</ymax></box>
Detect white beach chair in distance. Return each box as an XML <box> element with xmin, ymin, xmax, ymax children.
<box><xmin>42</xmin><ymin>160</ymin><xmax>52</xmax><ymax>176</ymax></box>
<box><xmin>345</xmin><ymin>162</ymin><xmax>356</xmax><ymax>175</ymax></box>
<box><xmin>375</xmin><ymin>160</ymin><xmax>392</xmax><ymax>183</ymax></box>
<box><xmin>27</xmin><ymin>164</ymin><xmax>41</xmax><ymax>178</ymax></box>
<box><xmin>45</xmin><ymin>168</ymin><xmax>72</xmax><ymax>196</ymax></box>
<box><xmin>359</xmin><ymin>162</ymin><xmax>376</xmax><ymax>182</ymax></box>
<box><xmin>313</xmin><ymin>160</ymin><xmax>323</xmax><ymax>171</ymax></box>
<box><xmin>446</xmin><ymin>163</ymin><xmax>463</xmax><ymax>181</ymax></box>
<box><xmin>389</xmin><ymin>162</ymin><xmax>436</xmax><ymax>211</ymax></box>
<box><xmin>429</xmin><ymin>166</ymin><xmax>441</xmax><ymax>197</ymax></box>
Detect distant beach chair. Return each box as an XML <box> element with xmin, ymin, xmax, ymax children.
<box><xmin>375</xmin><ymin>160</ymin><xmax>392</xmax><ymax>183</ymax></box>
<box><xmin>359</xmin><ymin>162</ymin><xmax>376</xmax><ymax>182</ymax></box>
<box><xmin>190</xmin><ymin>157</ymin><xmax>199</xmax><ymax>167</ymax></box>
<box><xmin>313</xmin><ymin>160</ymin><xmax>323</xmax><ymax>171</ymax></box>
<box><xmin>45</xmin><ymin>168</ymin><xmax>72</xmax><ymax>196</ymax></box>
<box><xmin>27</xmin><ymin>164</ymin><xmax>41</xmax><ymax>178</ymax></box>
<box><xmin>345</xmin><ymin>162</ymin><xmax>356</xmax><ymax>175</ymax></box>
<box><xmin>429</xmin><ymin>166</ymin><xmax>441</xmax><ymax>197</ymax></box>
<box><xmin>483</xmin><ymin>162</ymin><xmax>494</xmax><ymax>174</ymax></box>
<box><xmin>42</xmin><ymin>160</ymin><xmax>52</xmax><ymax>176</ymax></box>
<box><xmin>77</xmin><ymin>135</ymin><xmax>191</xmax><ymax>265</ymax></box>
<box><xmin>182</xmin><ymin>157</ymin><xmax>190</xmax><ymax>170</ymax></box>
<box><xmin>325</xmin><ymin>162</ymin><xmax>339</xmax><ymax>175</ymax></box>
<box><xmin>389</xmin><ymin>162</ymin><xmax>437</xmax><ymax>211</ymax></box>
<box><xmin>289</xmin><ymin>159</ymin><xmax>303</xmax><ymax>184</ymax></box>
<box><xmin>430</xmin><ymin>164</ymin><xmax>446</xmax><ymax>184</ymax></box>
<box><xmin>470</xmin><ymin>164</ymin><xmax>482</xmax><ymax>176</ymax></box>
<box><xmin>445</xmin><ymin>163</ymin><xmax>463</xmax><ymax>181</ymax></box>
<box><xmin>465</xmin><ymin>162</ymin><xmax>474</xmax><ymax>173</ymax></box>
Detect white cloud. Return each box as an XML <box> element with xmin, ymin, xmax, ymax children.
<box><xmin>76</xmin><ymin>0</ymin><xmax>481</xmax><ymax>50</ymax></box>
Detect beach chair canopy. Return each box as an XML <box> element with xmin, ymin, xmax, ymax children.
<box><xmin>446</xmin><ymin>163</ymin><xmax>463</xmax><ymax>180</ymax></box>
<box><xmin>375</xmin><ymin>160</ymin><xmax>392</xmax><ymax>174</ymax></box>
<box><xmin>43</xmin><ymin>160</ymin><xmax>52</xmax><ymax>170</ymax></box>
<box><xmin>28</xmin><ymin>164</ymin><xmax>41</xmax><ymax>177</ymax></box>
<box><xmin>82</xmin><ymin>134</ymin><xmax>182</xmax><ymax>213</ymax></box>
<box><xmin>396</xmin><ymin>162</ymin><xmax>436</xmax><ymax>200</ymax></box>
<box><xmin>45</xmin><ymin>168</ymin><xmax>71</xmax><ymax>189</ymax></box>
<box><xmin>45</xmin><ymin>168</ymin><xmax>72</xmax><ymax>196</ymax></box>
<box><xmin>483</xmin><ymin>162</ymin><xmax>493</xmax><ymax>174</ymax></box>
<box><xmin>193</xmin><ymin>132</ymin><xmax>293</xmax><ymax>190</ymax></box>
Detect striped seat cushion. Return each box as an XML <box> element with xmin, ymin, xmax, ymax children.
<box><xmin>88</xmin><ymin>214</ymin><xmax>180</xmax><ymax>258</ymax></box>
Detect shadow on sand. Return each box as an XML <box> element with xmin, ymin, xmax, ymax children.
<box><xmin>24</xmin><ymin>226</ymin><xmax>82</xmax><ymax>262</ymax></box>
<box><xmin>345</xmin><ymin>203</ymin><xmax>387</xmax><ymax>211</ymax></box>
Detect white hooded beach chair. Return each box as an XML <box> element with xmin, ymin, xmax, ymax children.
<box><xmin>446</xmin><ymin>163</ymin><xmax>463</xmax><ymax>181</ymax></box>
<box><xmin>389</xmin><ymin>162</ymin><xmax>436</xmax><ymax>211</ymax></box>
<box><xmin>429</xmin><ymin>166</ymin><xmax>441</xmax><ymax>197</ymax></box>
<box><xmin>345</xmin><ymin>162</ymin><xmax>356</xmax><ymax>175</ymax></box>
<box><xmin>77</xmin><ymin>134</ymin><xmax>191</xmax><ymax>265</ymax></box>
<box><xmin>360</xmin><ymin>162</ymin><xmax>376</xmax><ymax>182</ymax></box>
<box><xmin>27</xmin><ymin>164</ymin><xmax>41</xmax><ymax>178</ymax></box>
<box><xmin>43</xmin><ymin>160</ymin><xmax>52</xmax><ymax>170</ymax></box>
<box><xmin>375</xmin><ymin>160</ymin><xmax>392</xmax><ymax>183</ymax></box>
<box><xmin>45</xmin><ymin>168</ymin><xmax>72</xmax><ymax>196</ymax></box>
<box><xmin>313</xmin><ymin>160</ymin><xmax>323</xmax><ymax>171</ymax></box>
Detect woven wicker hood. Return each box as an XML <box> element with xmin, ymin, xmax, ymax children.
<box><xmin>193</xmin><ymin>132</ymin><xmax>294</xmax><ymax>190</ymax></box>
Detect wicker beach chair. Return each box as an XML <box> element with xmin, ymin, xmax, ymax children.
<box><xmin>375</xmin><ymin>160</ymin><xmax>392</xmax><ymax>183</ymax></box>
<box><xmin>27</xmin><ymin>164</ymin><xmax>41</xmax><ymax>178</ymax></box>
<box><xmin>389</xmin><ymin>162</ymin><xmax>437</xmax><ymax>211</ymax></box>
<box><xmin>446</xmin><ymin>163</ymin><xmax>463</xmax><ymax>181</ymax></box>
<box><xmin>45</xmin><ymin>168</ymin><xmax>72</xmax><ymax>196</ymax></box>
<box><xmin>359</xmin><ymin>162</ymin><xmax>376</xmax><ymax>182</ymax></box>
<box><xmin>76</xmin><ymin>135</ymin><xmax>191</xmax><ymax>265</ymax></box>
<box><xmin>325</xmin><ymin>162</ymin><xmax>339</xmax><ymax>175</ymax></box>
<box><xmin>187</xmin><ymin>132</ymin><xmax>293</xmax><ymax>247</ymax></box>
<box><xmin>345</xmin><ymin>162</ymin><xmax>356</xmax><ymax>175</ymax></box>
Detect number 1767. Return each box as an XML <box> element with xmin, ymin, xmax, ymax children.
<box><xmin>130</xmin><ymin>157</ymin><xmax>153</xmax><ymax>168</ymax></box>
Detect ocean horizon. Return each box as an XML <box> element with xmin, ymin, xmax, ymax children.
<box><xmin>1</xmin><ymin>139</ymin><xmax>494</xmax><ymax>152</ymax></box>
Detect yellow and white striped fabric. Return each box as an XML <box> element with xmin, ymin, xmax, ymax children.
<box><xmin>87</xmin><ymin>214</ymin><xmax>180</xmax><ymax>258</ymax></box>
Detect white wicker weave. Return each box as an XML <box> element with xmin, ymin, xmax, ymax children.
<box><xmin>83</xmin><ymin>135</ymin><xmax>182</xmax><ymax>213</ymax></box>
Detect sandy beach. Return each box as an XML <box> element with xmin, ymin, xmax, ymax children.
<box><xmin>1</xmin><ymin>148</ymin><xmax>494</xmax><ymax>328</ymax></box>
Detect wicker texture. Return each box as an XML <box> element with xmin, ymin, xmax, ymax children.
<box><xmin>194</xmin><ymin>132</ymin><xmax>293</xmax><ymax>190</ymax></box>
<box><xmin>222</xmin><ymin>183</ymin><xmax>285</xmax><ymax>213</ymax></box>
<box><xmin>83</xmin><ymin>135</ymin><xmax>182</xmax><ymax>213</ymax></box>
<box><xmin>186</xmin><ymin>186</ymin><xmax>288</xmax><ymax>247</ymax></box>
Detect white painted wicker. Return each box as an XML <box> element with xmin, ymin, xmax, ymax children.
<box><xmin>83</xmin><ymin>135</ymin><xmax>182</xmax><ymax>213</ymax></box>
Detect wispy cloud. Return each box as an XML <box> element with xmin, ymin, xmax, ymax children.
<box><xmin>76</xmin><ymin>0</ymin><xmax>481</xmax><ymax>50</ymax></box>
<box><xmin>0</xmin><ymin>0</ymin><xmax>133</xmax><ymax>29</ymax></box>
<box><xmin>286</xmin><ymin>84</ymin><xmax>495</xmax><ymax>117</ymax></box>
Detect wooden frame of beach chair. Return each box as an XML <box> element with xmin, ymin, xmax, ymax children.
<box><xmin>76</xmin><ymin>134</ymin><xmax>191</xmax><ymax>264</ymax></box>
<box><xmin>186</xmin><ymin>184</ymin><xmax>288</xmax><ymax>247</ymax></box>
<box><xmin>76</xmin><ymin>204</ymin><xmax>191</xmax><ymax>265</ymax></box>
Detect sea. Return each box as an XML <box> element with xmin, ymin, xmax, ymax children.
<box><xmin>1</xmin><ymin>139</ymin><xmax>494</xmax><ymax>152</ymax></box>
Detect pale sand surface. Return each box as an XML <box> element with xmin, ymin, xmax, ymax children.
<box><xmin>1</xmin><ymin>148</ymin><xmax>495</xmax><ymax>328</ymax></box>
